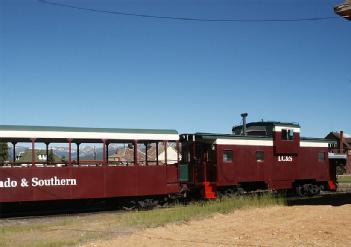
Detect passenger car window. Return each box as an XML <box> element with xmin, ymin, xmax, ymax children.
<box><xmin>223</xmin><ymin>150</ymin><xmax>233</xmax><ymax>163</ymax></box>
<box><xmin>256</xmin><ymin>151</ymin><xmax>264</xmax><ymax>162</ymax></box>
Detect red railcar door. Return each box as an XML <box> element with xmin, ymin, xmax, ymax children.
<box><xmin>216</xmin><ymin>146</ymin><xmax>236</xmax><ymax>185</ymax></box>
<box><xmin>206</xmin><ymin>145</ymin><xmax>217</xmax><ymax>182</ymax></box>
<box><xmin>195</xmin><ymin>143</ymin><xmax>216</xmax><ymax>183</ymax></box>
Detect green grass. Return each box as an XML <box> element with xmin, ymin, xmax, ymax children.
<box><xmin>121</xmin><ymin>194</ymin><xmax>285</xmax><ymax>228</ymax></box>
<box><xmin>337</xmin><ymin>175</ymin><xmax>351</xmax><ymax>183</ymax></box>
<box><xmin>0</xmin><ymin>194</ymin><xmax>285</xmax><ymax>247</ymax></box>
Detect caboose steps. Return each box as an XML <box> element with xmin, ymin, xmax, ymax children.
<box><xmin>203</xmin><ymin>182</ymin><xmax>217</xmax><ymax>199</ymax></box>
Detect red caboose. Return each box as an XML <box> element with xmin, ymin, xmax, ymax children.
<box><xmin>179</xmin><ymin>119</ymin><xmax>336</xmax><ymax>198</ymax></box>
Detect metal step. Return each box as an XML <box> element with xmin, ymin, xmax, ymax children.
<box><xmin>203</xmin><ymin>182</ymin><xmax>217</xmax><ymax>199</ymax></box>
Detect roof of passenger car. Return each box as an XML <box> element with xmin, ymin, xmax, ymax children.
<box><xmin>0</xmin><ymin>125</ymin><xmax>179</xmax><ymax>141</ymax></box>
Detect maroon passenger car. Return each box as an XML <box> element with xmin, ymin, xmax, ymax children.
<box><xmin>0</xmin><ymin>126</ymin><xmax>181</xmax><ymax>204</ymax></box>
<box><xmin>180</xmin><ymin>121</ymin><xmax>337</xmax><ymax>199</ymax></box>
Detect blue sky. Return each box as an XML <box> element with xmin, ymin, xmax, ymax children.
<box><xmin>0</xmin><ymin>0</ymin><xmax>350</xmax><ymax>137</ymax></box>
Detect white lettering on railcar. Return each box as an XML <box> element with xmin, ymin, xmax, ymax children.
<box><xmin>0</xmin><ymin>178</ymin><xmax>17</xmax><ymax>188</ymax></box>
<box><xmin>31</xmin><ymin>177</ymin><xmax>77</xmax><ymax>187</ymax></box>
<box><xmin>0</xmin><ymin>177</ymin><xmax>77</xmax><ymax>188</ymax></box>
<box><xmin>277</xmin><ymin>156</ymin><xmax>293</xmax><ymax>162</ymax></box>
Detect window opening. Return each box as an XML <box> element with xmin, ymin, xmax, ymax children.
<box><xmin>256</xmin><ymin>151</ymin><xmax>264</xmax><ymax>162</ymax></box>
<box><xmin>0</xmin><ymin>142</ymin><xmax>10</xmax><ymax>167</ymax></box>
<box><xmin>108</xmin><ymin>142</ymin><xmax>134</xmax><ymax>166</ymax></box>
<box><xmin>223</xmin><ymin>150</ymin><xmax>233</xmax><ymax>163</ymax></box>
<box><xmin>166</xmin><ymin>141</ymin><xmax>178</xmax><ymax>165</ymax></box>
<box><xmin>282</xmin><ymin>129</ymin><xmax>294</xmax><ymax>141</ymax></box>
<box><xmin>158</xmin><ymin>142</ymin><xmax>167</xmax><ymax>165</ymax></box>
<box><xmin>318</xmin><ymin>152</ymin><xmax>325</xmax><ymax>161</ymax></box>
<box><xmin>136</xmin><ymin>143</ymin><xmax>146</xmax><ymax>165</ymax></box>
<box><xmin>145</xmin><ymin>142</ymin><xmax>157</xmax><ymax>165</ymax></box>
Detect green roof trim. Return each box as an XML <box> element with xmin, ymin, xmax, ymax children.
<box><xmin>0</xmin><ymin>125</ymin><xmax>178</xmax><ymax>135</ymax></box>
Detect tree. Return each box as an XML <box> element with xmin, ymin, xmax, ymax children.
<box><xmin>0</xmin><ymin>142</ymin><xmax>9</xmax><ymax>164</ymax></box>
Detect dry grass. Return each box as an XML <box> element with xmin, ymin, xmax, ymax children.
<box><xmin>0</xmin><ymin>194</ymin><xmax>285</xmax><ymax>247</ymax></box>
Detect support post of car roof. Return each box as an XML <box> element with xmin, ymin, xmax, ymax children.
<box><xmin>11</xmin><ymin>141</ymin><xmax>16</xmax><ymax>165</ymax></box>
<box><xmin>106</xmin><ymin>141</ymin><xmax>109</xmax><ymax>166</ymax></box>
<box><xmin>164</xmin><ymin>141</ymin><xmax>168</xmax><ymax>165</ymax></box>
<box><xmin>45</xmin><ymin>142</ymin><xmax>49</xmax><ymax>166</ymax></box>
<box><xmin>145</xmin><ymin>142</ymin><xmax>148</xmax><ymax>166</ymax></box>
<box><xmin>133</xmin><ymin>140</ymin><xmax>138</xmax><ymax>165</ymax></box>
<box><xmin>77</xmin><ymin>143</ymin><xmax>80</xmax><ymax>166</ymax></box>
<box><xmin>68</xmin><ymin>138</ymin><xmax>72</xmax><ymax>166</ymax></box>
<box><xmin>31</xmin><ymin>138</ymin><xmax>36</xmax><ymax>167</ymax></box>
<box><xmin>102</xmin><ymin>139</ymin><xmax>107</xmax><ymax>165</ymax></box>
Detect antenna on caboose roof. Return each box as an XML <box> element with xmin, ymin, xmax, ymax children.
<box><xmin>241</xmin><ymin>113</ymin><xmax>248</xmax><ymax>136</ymax></box>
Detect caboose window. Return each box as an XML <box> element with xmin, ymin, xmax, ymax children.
<box><xmin>256</xmin><ymin>151</ymin><xmax>264</xmax><ymax>162</ymax></box>
<box><xmin>288</xmin><ymin>129</ymin><xmax>294</xmax><ymax>140</ymax></box>
<box><xmin>282</xmin><ymin>129</ymin><xmax>294</xmax><ymax>141</ymax></box>
<box><xmin>223</xmin><ymin>150</ymin><xmax>233</xmax><ymax>163</ymax></box>
<box><xmin>318</xmin><ymin>152</ymin><xmax>325</xmax><ymax>161</ymax></box>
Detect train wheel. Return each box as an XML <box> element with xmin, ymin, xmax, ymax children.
<box><xmin>217</xmin><ymin>191</ymin><xmax>224</xmax><ymax>199</ymax></box>
<box><xmin>159</xmin><ymin>197</ymin><xmax>169</xmax><ymax>207</ymax></box>
<box><xmin>225</xmin><ymin>188</ymin><xmax>235</xmax><ymax>197</ymax></box>
<box><xmin>304</xmin><ymin>184</ymin><xmax>313</xmax><ymax>196</ymax></box>
<box><xmin>138</xmin><ymin>199</ymin><xmax>158</xmax><ymax>210</ymax></box>
<box><xmin>123</xmin><ymin>200</ymin><xmax>137</xmax><ymax>211</ymax></box>
<box><xmin>296</xmin><ymin>185</ymin><xmax>308</xmax><ymax>197</ymax></box>
<box><xmin>235</xmin><ymin>187</ymin><xmax>245</xmax><ymax>196</ymax></box>
<box><xmin>308</xmin><ymin>184</ymin><xmax>320</xmax><ymax>196</ymax></box>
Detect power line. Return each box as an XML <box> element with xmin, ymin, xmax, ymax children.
<box><xmin>37</xmin><ymin>0</ymin><xmax>338</xmax><ymax>23</ymax></box>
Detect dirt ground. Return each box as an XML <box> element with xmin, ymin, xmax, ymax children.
<box><xmin>84</xmin><ymin>204</ymin><xmax>351</xmax><ymax>247</ymax></box>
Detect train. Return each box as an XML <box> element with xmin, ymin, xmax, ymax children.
<box><xmin>0</xmin><ymin>114</ymin><xmax>337</xmax><ymax>209</ymax></box>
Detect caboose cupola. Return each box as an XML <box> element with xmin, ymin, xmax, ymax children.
<box><xmin>272</xmin><ymin>123</ymin><xmax>300</xmax><ymax>154</ymax></box>
<box><xmin>232</xmin><ymin>114</ymin><xmax>301</xmax><ymax>154</ymax></box>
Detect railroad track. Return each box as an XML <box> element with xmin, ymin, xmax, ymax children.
<box><xmin>0</xmin><ymin>198</ymin><xmax>182</xmax><ymax>220</ymax></box>
<box><xmin>1</xmin><ymin>190</ymin><xmax>351</xmax><ymax>220</ymax></box>
<box><xmin>287</xmin><ymin>191</ymin><xmax>351</xmax><ymax>206</ymax></box>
